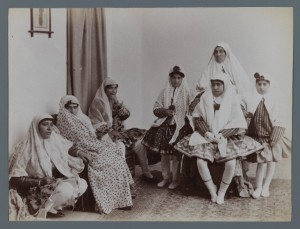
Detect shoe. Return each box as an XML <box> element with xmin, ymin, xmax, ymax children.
<box><xmin>168</xmin><ymin>180</ymin><xmax>181</xmax><ymax>190</ymax></box>
<box><xmin>142</xmin><ymin>174</ymin><xmax>158</xmax><ymax>183</ymax></box>
<box><xmin>117</xmin><ymin>206</ymin><xmax>132</xmax><ymax>211</ymax></box>
<box><xmin>131</xmin><ymin>191</ymin><xmax>137</xmax><ymax>199</ymax></box>
<box><xmin>157</xmin><ymin>179</ymin><xmax>170</xmax><ymax>188</ymax></box>
<box><xmin>47</xmin><ymin>211</ymin><xmax>65</xmax><ymax>218</ymax></box>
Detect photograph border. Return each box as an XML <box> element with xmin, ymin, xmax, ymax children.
<box><xmin>1</xmin><ymin>0</ymin><xmax>299</xmax><ymax>229</ymax></box>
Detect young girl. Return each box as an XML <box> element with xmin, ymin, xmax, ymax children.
<box><xmin>141</xmin><ymin>65</ymin><xmax>193</xmax><ymax>189</ymax></box>
<box><xmin>175</xmin><ymin>72</ymin><xmax>262</xmax><ymax>204</ymax></box>
<box><xmin>247</xmin><ymin>73</ymin><xmax>290</xmax><ymax>198</ymax></box>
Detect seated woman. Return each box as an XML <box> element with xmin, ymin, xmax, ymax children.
<box><xmin>175</xmin><ymin>73</ymin><xmax>263</xmax><ymax>204</ymax></box>
<box><xmin>88</xmin><ymin>78</ymin><xmax>152</xmax><ymax>179</ymax></box>
<box><xmin>9</xmin><ymin>113</ymin><xmax>88</xmax><ymax>219</ymax></box>
<box><xmin>141</xmin><ymin>65</ymin><xmax>193</xmax><ymax>189</ymax></box>
<box><xmin>57</xmin><ymin>95</ymin><xmax>134</xmax><ymax>214</ymax></box>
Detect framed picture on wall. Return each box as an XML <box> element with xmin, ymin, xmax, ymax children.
<box><xmin>28</xmin><ymin>8</ymin><xmax>54</xmax><ymax>38</ymax></box>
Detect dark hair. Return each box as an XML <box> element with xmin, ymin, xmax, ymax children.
<box><xmin>254</xmin><ymin>72</ymin><xmax>270</xmax><ymax>84</ymax></box>
<box><xmin>65</xmin><ymin>100</ymin><xmax>79</xmax><ymax>109</ymax></box>
<box><xmin>214</xmin><ymin>46</ymin><xmax>226</xmax><ymax>55</ymax></box>
<box><xmin>38</xmin><ymin>118</ymin><xmax>53</xmax><ymax>126</ymax></box>
<box><xmin>105</xmin><ymin>84</ymin><xmax>118</xmax><ymax>90</ymax></box>
<box><xmin>169</xmin><ymin>65</ymin><xmax>185</xmax><ymax>78</ymax></box>
<box><xmin>211</xmin><ymin>79</ymin><xmax>224</xmax><ymax>85</ymax></box>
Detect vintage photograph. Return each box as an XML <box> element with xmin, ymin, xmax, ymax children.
<box><xmin>8</xmin><ymin>7</ymin><xmax>292</xmax><ymax>221</ymax></box>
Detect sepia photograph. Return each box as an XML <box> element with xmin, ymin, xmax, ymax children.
<box><xmin>8</xmin><ymin>7</ymin><xmax>293</xmax><ymax>222</ymax></box>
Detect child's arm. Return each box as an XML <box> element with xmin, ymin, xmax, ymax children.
<box><xmin>219</xmin><ymin>128</ymin><xmax>240</xmax><ymax>138</ymax></box>
<box><xmin>270</xmin><ymin>126</ymin><xmax>285</xmax><ymax>146</ymax></box>
<box><xmin>194</xmin><ymin>116</ymin><xmax>209</xmax><ymax>136</ymax></box>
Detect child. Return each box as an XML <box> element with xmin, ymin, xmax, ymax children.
<box><xmin>141</xmin><ymin>65</ymin><xmax>193</xmax><ymax>189</ymax></box>
<box><xmin>247</xmin><ymin>72</ymin><xmax>290</xmax><ymax>198</ymax></box>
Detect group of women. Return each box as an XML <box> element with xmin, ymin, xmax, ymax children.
<box><xmin>9</xmin><ymin>42</ymin><xmax>290</xmax><ymax>220</ymax></box>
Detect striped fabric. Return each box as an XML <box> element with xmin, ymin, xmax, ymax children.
<box><xmin>248</xmin><ymin>99</ymin><xmax>284</xmax><ymax>144</ymax></box>
<box><xmin>271</xmin><ymin>126</ymin><xmax>285</xmax><ymax>144</ymax></box>
<box><xmin>194</xmin><ymin>117</ymin><xmax>209</xmax><ymax>136</ymax></box>
<box><xmin>220</xmin><ymin>128</ymin><xmax>239</xmax><ymax>138</ymax></box>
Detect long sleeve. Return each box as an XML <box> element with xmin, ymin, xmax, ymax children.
<box><xmin>113</xmin><ymin>103</ymin><xmax>130</xmax><ymax>121</ymax></box>
<box><xmin>219</xmin><ymin>128</ymin><xmax>240</xmax><ymax>138</ymax></box>
<box><xmin>68</xmin><ymin>145</ymin><xmax>79</xmax><ymax>157</ymax></box>
<box><xmin>153</xmin><ymin>108</ymin><xmax>168</xmax><ymax>118</ymax></box>
<box><xmin>9</xmin><ymin>177</ymin><xmax>40</xmax><ymax>191</ymax></box>
<box><xmin>270</xmin><ymin>126</ymin><xmax>285</xmax><ymax>144</ymax></box>
<box><xmin>194</xmin><ymin>117</ymin><xmax>209</xmax><ymax>136</ymax></box>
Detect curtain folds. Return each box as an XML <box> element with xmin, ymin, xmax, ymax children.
<box><xmin>67</xmin><ymin>8</ymin><xmax>107</xmax><ymax>113</ymax></box>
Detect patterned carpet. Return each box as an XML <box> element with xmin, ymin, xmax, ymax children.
<box><xmin>57</xmin><ymin>164</ymin><xmax>291</xmax><ymax>222</ymax></box>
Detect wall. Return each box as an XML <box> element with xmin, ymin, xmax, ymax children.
<box><xmin>105</xmin><ymin>8</ymin><xmax>292</xmax><ymax>138</ymax></box>
<box><xmin>9</xmin><ymin>8</ymin><xmax>67</xmax><ymax>151</ymax></box>
<box><xmin>106</xmin><ymin>8</ymin><xmax>143</xmax><ymax>129</ymax></box>
<box><xmin>141</xmin><ymin>8</ymin><xmax>293</xmax><ymax>137</ymax></box>
<box><xmin>9</xmin><ymin>8</ymin><xmax>291</xmax><ymax>150</ymax></box>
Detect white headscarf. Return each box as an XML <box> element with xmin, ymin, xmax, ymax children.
<box><xmin>88</xmin><ymin>78</ymin><xmax>124</xmax><ymax>129</ymax></box>
<box><xmin>151</xmin><ymin>66</ymin><xmax>192</xmax><ymax>144</ymax></box>
<box><xmin>197</xmin><ymin>42</ymin><xmax>255</xmax><ymax>103</ymax></box>
<box><xmin>195</xmin><ymin>72</ymin><xmax>247</xmax><ymax>135</ymax></box>
<box><xmin>60</xmin><ymin>95</ymin><xmax>96</xmax><ymax>134</ymax></box>
<box><xmin>9</xmin><ymin>113</ymin><xmax>84</xmax><ymax>180</ymax></box>
<box><xmin>248</xmin><ymin>73</ymin><xmax>284</xmax><ymax>127</ymax></box>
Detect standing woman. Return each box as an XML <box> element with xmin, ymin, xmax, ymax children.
<box><xmin>189</xmin><ymin>42</ymin><xmax>254</xmax><ymax>113</ymax></box>
<box><xmin>57</xmin><ymin>95</ymin><xmax>134</xmax><ymax>214</ymax></box>
<box><xmin>141</xmin><ymin>66</ymin><xmax>193</xmax><ymax>189</ymax></box>
<box><xmin>9</xmin><ymin>113</ymin><xmax>87</xmax><ymax>219</ymax></box>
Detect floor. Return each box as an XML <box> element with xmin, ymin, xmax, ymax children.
<box><xmin>49</xmin><ymin>157</ymin><xmax>291</xmax><ymax>222</ymax></box>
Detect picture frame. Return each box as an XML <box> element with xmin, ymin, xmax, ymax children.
<box><xmin>28</xmin><ymin>8</ymin><xmax>54</xmax><ymax>38</ymax></box>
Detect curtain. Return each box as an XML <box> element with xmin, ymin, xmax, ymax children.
<box><xmin>67</xmin><ymin>8</ymin><xmax>107</xmax><ymax>114</ymax></box>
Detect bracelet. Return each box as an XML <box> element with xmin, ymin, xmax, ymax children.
<box><xmin>76</xmin><ymin>150</ymin><xmax>80</xmax><ymax>157</ymax></box>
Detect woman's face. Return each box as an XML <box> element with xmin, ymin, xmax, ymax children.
<box><xmin>170</xmin><ymin>73</ymin><xmax>183</xmax><ymax>87</ymax></box>
<box><xmin>213</xmin><ymin>46</ymin><xmax>226</xmax><ymax>63</ymax></box>
<box><xmin>256</xmin><ymin>80</ymin><xmax>270</xmax><ymax>95</ymax></box>
<box><xmin>211</xmin><ymin>80</ymin><xmax>225</xmax><ymax>97</ymax></box>
<box><xmin>105</xmin><ymin>84</ymin><xmax>118</xmax><ymax>97</ymax></box>
<box><xmin>38</xmin><ymin>120</ymin><xmax>54</xmax><ymax>139</ymax></box>
<box><xmin>66</xmin><ymin>103</ymin><xmax>79</xmax><ymax>115</ymax></box>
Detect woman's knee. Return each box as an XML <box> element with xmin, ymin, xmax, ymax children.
<box><xmin>225</xmin><ymin>159</ymin><xmax>236</xmax><ymax>170</ymax></box>
<box><xmin>55</xmin><ymin>182</ymin><xmax>74</xmax><ymax>199</ymax></box>
<box><xmin>196</xmin><ymin>158</ymin><xmax>207</xmax><ymax>168</ymax></box>
<box><xmin>78</xmin><ymin>178</ymin><xmax>88</xmax><ymax>196</ymax></box>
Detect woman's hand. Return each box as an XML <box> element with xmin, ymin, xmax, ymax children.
<box><xmin>165</xmin><ymin>109</ymin><xmax>174</xmax><ymax>117</ymax></box>
<box><xmin>205</xmin><ymin>132</ymin><xmax>215</xmax><ymax>143</ymax></box>
<box><xmin>108</xmin><ymin>130</ymin><xmax>123</xmax><ymax>141</ymax></box>
<box><xmin>40</xmin><ymin>177</ymin><xmax>55</xmax><ymax>186</ymax></box>
<box><xmin>96</xmin><ymin>124</ymin><xmax>111</xmax><ymax>139</ymax></box>
<box><xmin>269</xmin><ymin>140</ymin><xmax>276</xmax><ymax>147</ymax></box>
<box><xmin>78</xmin><ymin>150</ymin><xmax>92</xmax><ymax>164</ymax></box>
<box><xmin>214</xmin><ymin>133</ymin><xmax>225</xmax><ymax>144</ymax></box>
